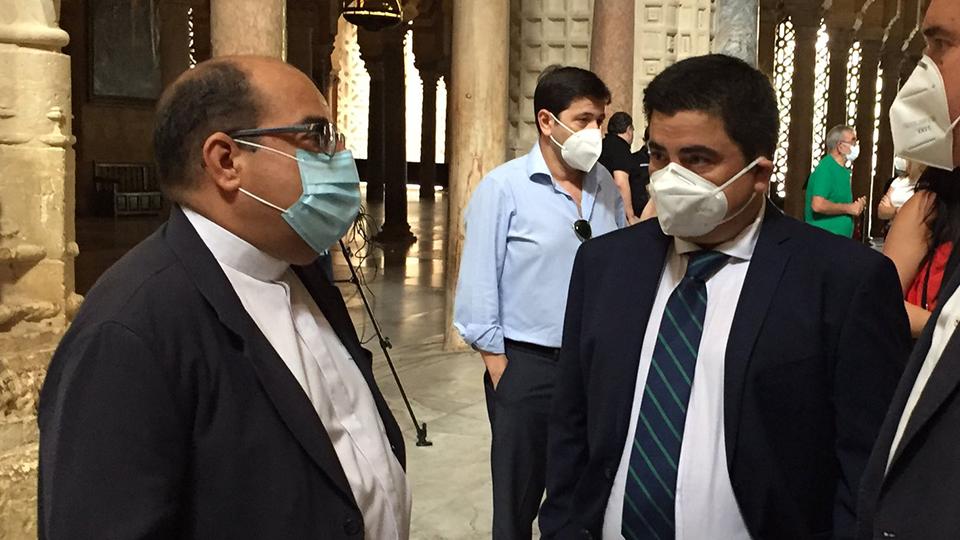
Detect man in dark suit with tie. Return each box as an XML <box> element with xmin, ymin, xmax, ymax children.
<box><xmin>857</xmin><ymin>1</ymin><xmax>960</xmax><ymax>537</ymax></box>
<box><xmin>539</xmin><ymin>54</ymin><xmax>911</xmax><ymax>540</ymax></box>
<box><xmin>38</xmin><ymin>56</ymin><xmax>409</xmax><ymax>539</ymax></box>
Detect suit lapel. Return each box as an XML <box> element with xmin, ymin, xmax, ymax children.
<box><xmin>724</xmin><ymin>203</ymin><xmax>792</xmax><ymax>465</ymax></box>
<box><xmin>162</xmin><ymin>207</ymin><xmax>355</xmax><ymax>500</ymax></box>
<box><xmin>886</xmin><ymin>263</ymin><xmax>960</xmax><ymax>472</ymax></box>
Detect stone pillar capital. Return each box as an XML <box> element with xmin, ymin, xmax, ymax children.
<box><xmin>0</xmin><ymin>0</ymin><xmax>69</xmax><ymax>49</ymax></box>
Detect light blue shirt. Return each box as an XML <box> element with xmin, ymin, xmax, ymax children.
<box><xmin>453</xmin><ymin>142</ymin><xmax>626</xmax><ymax>354</ymax></box>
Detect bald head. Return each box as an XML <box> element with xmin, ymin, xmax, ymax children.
<box><xmin>153</xmin><ymin>56</ymin><xmax>316</xmax><ymax>201</ymax></box>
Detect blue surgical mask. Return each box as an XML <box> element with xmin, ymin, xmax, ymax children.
<box><xmin>235</xmin><ymin>140</ymin><xmax>361</xmax><ymax>256</ymax></box>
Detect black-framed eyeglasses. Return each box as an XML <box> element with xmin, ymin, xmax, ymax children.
<box><xmin>574</xmin><ymin>219</ymin><xmax>592</xmax><ymax>242</ymax></box>
<box><xmin>228</xmin><ymin>121</ymin><xmax>343</xmax><ymax>156</ymax></box>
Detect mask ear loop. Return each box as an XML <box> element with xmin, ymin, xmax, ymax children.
<box><xmin>234</xmin><ymin>139</ymin><xmax>300</xmax><ymax>162</ymax></box>
<box><xmin>232</xmin><ymin>139</ymin><xmax>293</xmax><ymax>213</ymax></box>
<box><xmin>710</xmin><ymin>157</ymin><xmax>765</xmax><ymax>195</ymax></box>
<box><xmin>715</xmin><ymin>157</ymin><xmax>766</xmax><ymax>226</ymax></box>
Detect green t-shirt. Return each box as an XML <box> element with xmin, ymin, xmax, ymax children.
<box><xmin>804</xmin><ymin>157</ymin><xmax>854</xmax><ymax>237</ymax></box>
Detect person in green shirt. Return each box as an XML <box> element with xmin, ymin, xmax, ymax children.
<box><xmin>804</xmin><ymin>125</ymin><xmax>866</xmax><ymax>237</ymax></box>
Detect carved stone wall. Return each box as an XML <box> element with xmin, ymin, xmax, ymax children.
<box><xmin>508</xmin><ymin>0</ymin><xmax>594</xmax><ymax>157</ymax></box>
<box><xmin>633</xmin><ymin>0</ymin><xmax>714</xmax><ymax>135</ymax></box>
<box><xmin>0</xmin><ymin>1</ymin><xmax>78</xmax><ymax>537</ymax></box>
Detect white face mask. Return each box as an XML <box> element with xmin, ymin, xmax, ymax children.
<box><xmin>890</xmin><ymin>55</ymin><xmax>960</xmax><ymax>171</ymax></box>
<box><xmin>844</xmin><ymin>143</ymin><xmax>861</xmax><ymax>162</ymax></box>
<box><xmin>548</xmin><ymin>112</ymin><xmax>603</xmax><ymax>172</ymax></box>
<box><xmin>649</xmin><ymin>158</ymin><xmax>763</xmax><ymax>238</ymax></box>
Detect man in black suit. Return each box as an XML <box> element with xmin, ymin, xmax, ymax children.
<box><xmin>857</xmin><ymin>1</ymin><xmax>960</xmax><ymax>537</ymax></box>
<box><xmin>539</xmin><ymin>54</ymin><xmax>910</xmax><ymax>540</ymax></box>
<box><xmin>38</xmin><ymin>56</ymin><xmax>410</xmax><ymax>539</ymax></box>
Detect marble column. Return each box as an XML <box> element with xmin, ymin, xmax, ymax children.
<box><xmin>372</xmin><ymin>26</ymin><xmax>416</xmax><ymax>244</ymax></box>
<box><xmin>359</xmin><ymin>30</ymin><xmax>386</xmax><ymax>203</ymax></box>
<box><xmin>419</xmin><ymin>69</ymin><xmax>440</xmax><ymax>200</ymax></box>
<box><xmin>784</xmin><ymin>15</ymin><xmax>820</xmax><ymax>218</ymax></box>
<box><xmin>851</xmin><ymin>38</ymin><xmax>882</xmax><ymax>234</ymax></box>
<box><xmin>0</xmin><ymin>1</ymin><xmax>81</xmax><ymax>537</ymax></box>
<box><xmin>443</xmin><ymin>0</ymin><xmax>510</xmax><ymax>350</ymax></box>
<box><xmin>210</xmin><ymin>0</ymin><xmax>285</xmax><ymax>58</ymax></box>
<box><xmin>590</xmin><ymin>0</ymin><xmax>634</xmax><ymax>118</ymax></box>
<box><xmin>712</xmin><ymin>0</ymin><xmax>759</xmax><ymax>66</ymax></box>
<box><xmin>872</xmin><ymin>48</ymin><xmax>902</xmax><ymax>237</ymax></box>
<box><xmin>825</xmin><ymin>27</ymin><xmax>853</xmax><ymax>132</ymax></box>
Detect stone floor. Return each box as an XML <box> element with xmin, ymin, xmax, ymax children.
<box><xmin>75</xmin><ymin>187</ymin><xmax>506</xmax><ymax>539</ymax></box>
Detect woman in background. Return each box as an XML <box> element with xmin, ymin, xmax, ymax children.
<box><xmin>883</xmin><ymin>166</ymin><xmax>960</xmax><ymax>337</ymax></box>
<box><xmin>878</xmin><ymin>158</ymin><xmax>925</xmax><ymax>220</ymax></box>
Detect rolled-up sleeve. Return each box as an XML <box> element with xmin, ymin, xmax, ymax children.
<box><xmin>453</xmin><ymin>177</ymin><xmax>513</xmax><ymax>354</ymax></box>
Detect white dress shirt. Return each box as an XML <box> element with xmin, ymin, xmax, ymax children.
<box><xmin>603</xmin><ymin>204</ymin><xmax>766</xmax><ymax>540</ymax></box>
<box><xmin>887</xmin><ymin>284</ymin><xmax>960</xmax><ymax>472</ymax></box>
<box><xmin>184</xmin><ymin>209</ymin><xmax>411</xmax><ymax>539</ymax></box>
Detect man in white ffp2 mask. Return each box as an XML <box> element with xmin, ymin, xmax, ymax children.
<box><xmin>454</xmin><ymin>65</ymin><xmax>625</xmax><ymax>540</ymax></box>
<box><xmin>540</xmin><ymin>53</ymin><xmax>909</xmax><ymax>540</ymax></box>
<box><xmin>858</xmin><ymin>1</ymin><xmax>960</xmax><ymax>537</ymax></box>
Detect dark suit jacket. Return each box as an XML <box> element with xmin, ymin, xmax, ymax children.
<box><xmin>857</xmin><ymin>237</ymin><xmax>960</xmax><ymax>536</ymax></box>
<box><xmin>38</xmin><ymin>206</ymin><xmax>405</xmax><ymax>539</ymax></box>
<box><xmin>539</xmin><ymin>203</ymin><xmax>910</xmax><ymax>540</ymax></box>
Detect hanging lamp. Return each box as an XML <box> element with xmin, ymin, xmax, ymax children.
<box><xmin>341</xmin><ymin>0</ymin><xmax>403</xmax><ymax>31</ymax></box>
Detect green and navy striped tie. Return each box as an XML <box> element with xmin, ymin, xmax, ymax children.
<box><xmin>621</xmin><ymin>250</ymin><xmax>730</xmax><ymax>540</ymax></box>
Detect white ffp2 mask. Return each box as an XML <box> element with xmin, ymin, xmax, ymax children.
<box><xmin>548</xmin><ymin>113</ymin><xmax>603</xmax><ymax>172</ymax></box>
<box><xmin>890</xmin><ymin>56</ymin><xmax>960</xmax><ymax>171</ymax></box>
<box><xmin>649</xmin><ymin>158</ymin><xmax>763</xmax><ymax>238</ymax></box>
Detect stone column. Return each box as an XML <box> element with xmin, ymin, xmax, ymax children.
<box><xmin>590</xmin><ymin>0</ymin><xmax>634</xmax><ymax>119</ymax></box>
<box><xmin>210</xmin><ymin>0</ymin><xmax>285</xmax><ymax>58</ymax></box>
<box><xmin>372</xmin><ymin>26</ymin><xmax>416</xmax><ymax>244</ymax></box>
<box><xmin>419</xmin><ymin>69</ymin><xmax>440</xmax><ymax>200</ymax></box>
<box><xmin>825</xmin><ymin>27</ymin><xmax>853</xmax><ymax>132</ymax></box>
<box><xmin>443</xmin><ymin>0</ymin><xmax>510</xmax><ymax>350</ymax></box>
<box><xmin>783</xmin><ymin>9</ymin><xmax>820</xmax><ymax>218</ymax></box>
<box><xmin>359</xmin><ymin>30</ymin><xmax>386</xmax><ymax>203</ymax></box>
<box><xmin>712</xmin><ymin>0</ymin><xmax>760</xmax><ymax>66</ymax></box>
<box><xmin>0</xmin><ymin>2</ymin><xmax>81</xmax><ymax>537</ymax></box>
<box><xmin>872</xmin><ymin>48</ymin><xmax>902</xmax><ymax>236</ymax></box>
<box><xmin>757</xmin><ymin>0</ymin><xmax>780</xmax><ymax>77</ymax></box>
<box><xmin>850</xmin><ymin>38</ymin><xmax>882</xmax><ymax>219</ymax></box>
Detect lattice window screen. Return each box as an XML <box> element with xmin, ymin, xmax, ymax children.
<box><xmin>772</xmin><ymin>18</ymin><xmax>796</xmax><ymax>200</ymax></box>
<box><xmin>846</xmin><ymin>41</ymin><xmax>863</xmax><ymax>128</ymax></box>
<box><xmin>405</xmin><ymin>30</ymin><xmax>423</xmax><ymax>162</ymax></box>
<box><xmin>811</xmin><ymin>21</ymin><xmax>830</xmax><ymax>169</ymax></box>
<box><xmin>872</xmin><ymin>69</ymin><xmax>883</xmax><ymax>178</ymax></box>
<box><xmin>187</xmin><ymin>7</ymin><xmax>197</xmax><ymax>68</ymax></box>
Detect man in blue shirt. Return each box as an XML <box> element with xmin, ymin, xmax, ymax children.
<box><xmin>454</xmin><ymin>66</ymin><xmax>625</xmax><ymax>539</ymax></box>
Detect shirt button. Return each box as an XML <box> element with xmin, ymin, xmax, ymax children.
<box><xmin>580</xmin><ymin>529</ymin><xmax>593</xmax><ymax>539</ymax></box>
<box><xmin>604</xmin><ymin>467</ymin><xmax>614</xmax><ymax>480</ymax></box>
<box><xmin>343</xmin><ymin>518</ymin><xmax>362</xmax><ymax>536</ymax></box>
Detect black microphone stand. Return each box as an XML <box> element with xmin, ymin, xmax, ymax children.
<box><xmin>337</xmin><ymin>240</ymin><xmax>433</xmax><ymax>447</ymax></box>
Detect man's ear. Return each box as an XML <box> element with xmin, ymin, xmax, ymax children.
<box><xmin>752</xmin><ymin>157</ymin><xmax>774</xmax><ymax>193</ymax></box>
<box><xmin>537</xmin><ymin>109</ymin><xmax>555</xmax><ymax>137</ymax></box>
<box><xmin>201</xmin><ymin>132</ymin><xmax>244</xmax><ymax>193</ymax></box>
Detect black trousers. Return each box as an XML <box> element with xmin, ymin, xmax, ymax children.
<box><xmin>484</xmin><ymin>340</ymin><xmax>559</xmax><ymax>540</ymax></box>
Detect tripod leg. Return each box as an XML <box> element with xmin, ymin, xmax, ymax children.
<box><xmin>338</xmin><ymin>241</ymin><xmax>433</xmax><ymax>447</ymax></box>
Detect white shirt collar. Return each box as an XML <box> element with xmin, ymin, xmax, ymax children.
<box><xmin>674</xmin><ymin>199</ymin><xmax>766</xmax><ymax>262</ymax></box>
<box><xmin>183</xmin><ymin>207</ymin><xmax>289</xmax><ymax>282</ymax></box>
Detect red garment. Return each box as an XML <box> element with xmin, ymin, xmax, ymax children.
<box><xmin>907</xmin><ymin>242</ymin><xmax>954</xmax><ymax>310</ymax></box>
